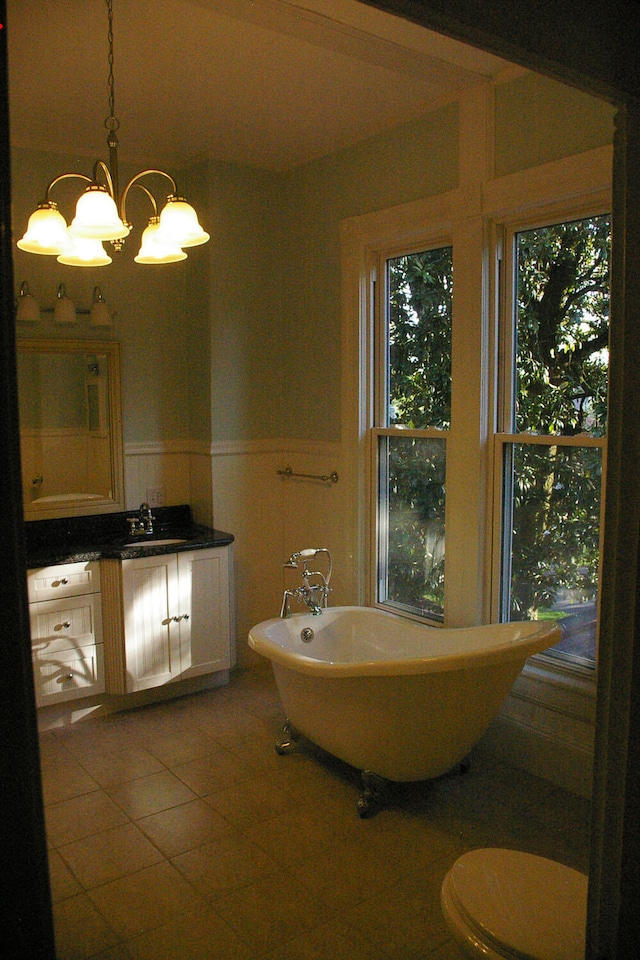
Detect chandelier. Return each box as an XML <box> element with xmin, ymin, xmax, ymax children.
<box><xmin>17</xmin><ymin>0</ymin><xmax>209</xmax><ymax>266</ymax></box>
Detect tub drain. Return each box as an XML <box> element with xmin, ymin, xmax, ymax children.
<box><xmin>300</xmin><ymin>627</ymin><xmax>314</xmax><ymax>643</ymax></box>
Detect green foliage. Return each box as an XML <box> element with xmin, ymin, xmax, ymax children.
<box><xmin>510</xmin><ymin>443</ymin><xmax>603</xmax><ymax>618</ymax></box>
<box><xmin>386</xmin><ymin>436</ymin><xmax>446</xmax><ymax>618</ymax></box>
<box><xmin>388</xmin><ymin>247</ymin><xmax>452</xmax><ymax>429</ymax></box>
<box><xmin>516</xmin><ymin>216</ymin><xmax>610</xmax><ymax>436</ymax></box>
<box><xmin>382</xmin><ymin>247</ymin><xmax>452</xmax><ymax>617</ymax></box>
<box><xmin>509</xmin><ymin>216</ymin><xmax>609</xmax><ymax>627</ymax></box>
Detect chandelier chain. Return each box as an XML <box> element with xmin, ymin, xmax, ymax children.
<box><xmin>105</xmin><ymin>0</ymin><xmax>119</xmax><ymax>134</ymax></box>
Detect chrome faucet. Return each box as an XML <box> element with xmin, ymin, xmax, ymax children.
<box><xmin>127</xmin><ymin>502</ymin><xmax>155</xmax><ymax>537</ymax></box>
<box><xmin>280</xmin><ymin>548</ymin><xmax>332</xmax><ymax>618</ymax></box>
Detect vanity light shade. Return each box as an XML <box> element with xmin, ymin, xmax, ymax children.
<box><xmin>53</xmin><ymin>283</ymin><xmax>76</xmax><ymax>324</ymax></box>
<box><xmin>69</xmin><ymin>184</ymin><xmax>130</xmax><ymax>241</ymax></box>
<box><xmin>15</xmin><ymin>281</ymin><xmax>41</xmax><ymax>323</ymax></box>
<box><xmin>57</xmin><ymin>237</ymin><xmax>113</xmax><ymax>267</ymax></box>
<box><xmin>134</xmin><ymin>219</ymin><xmax>187</xmax><ymax>264</ymax></box>
<box><xmin>156</xmin><ymin>197</ymin><xmax>210</xmax><ymax>247</ymax></box>
<box><xmin>17</xmin><ymin>203</ymin><xmax>72</xmax><ymax>256</ymax></box>
<box><xmin>90</xmin><ymin>285</ymin><xmax>112</xmax><ymax>326</ymax></box>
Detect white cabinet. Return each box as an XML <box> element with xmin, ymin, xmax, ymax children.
<box><xmin>27</xmin><ymin>562</ymin><xmax>105</xmax><ymax>706</ymax></box>
<box><xmin>122</xmin><ymin>547</ymin><xmax>232</xmax><ymax>693</ymax></box>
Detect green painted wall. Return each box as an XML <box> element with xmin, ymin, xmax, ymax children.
<box><xmin>494</xmin><ymin>73</ymin><xmax>615</xmax><ymax>177</ymax></box>
<box><xmin>12</xmin><ymin>76</ymin><xmax>613</xmax><ymax>452</ymax></box>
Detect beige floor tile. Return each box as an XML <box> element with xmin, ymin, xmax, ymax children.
<box><xmin>87</xmin><ymin>861</ymin><xmax>203</xmax><ymax>941</ymax></box>
<box><xmin>171</xmin><ymin>748</ymin><xmax>255</xmax><ymax>796</ymax></box>
<box><xmin>136</xmin><ymin>797</ymin><xmax>233</xmax><ymax>858</ymax></box>
<box><xmin>341</xmin><ymin>860</ymin><xmax>453</xmax><ymax>960</ymax></box>
<box><xmin>40</xmin><ymin>757</ymin><xmax>101</xmax><ymax>806</ymax></box>
<box><xmin>261</xmin><ymin>917</ymin><xmax>395</xmax><ymax>960</ymax></box>
<box><xmin>53</xmin><ymin>892</ymin><xmax>120</xmax><ymax>960</ymax></box>
<box><xmin>45</xmin><ymin>789</ymin><xmax>129</xmax><ymax>847</ymax></box>
<box><xmin>58</xmin><ymin>821</ymin><xmax>164</xmax><ymax>888</ymax></box>
<box><xmin>41</xmin><ymin>664</ymin><xmax>591</xmax><ymax>960</ymax></box>
<box><xmin>48</xmin><ymin>847</ymin><xmax>83</xmax><ymax>902</ymax></box>
<box><xmin>77</xmin><ymin>745</ymin><xmax>166</xmax><ymax>788</ymax></box>
<box><xmin>203</xmin><ymin>774</ymin><xmax>299</xmax><ymax>828</ymax></box>
<box><xmin>427</xmin><ymin>939</ymin><xmax>468</xmax><ymax>959</ymax></box>
<box><xmin>171</xmin><ymin>832</ymin><xmax>281</xmax><ymax>900</ymax></box>
<box><xmin>210</xmin><ymin>871</ymin><xmax>336</xmax><ymax>954</ymax></box>
<box><xmin>108</xmin><ymin>769</ymin><xmax>197</xmax><ymax>819</ymax></box>
<box><xmin>123</xmin><ymin>902</ymin><xmax>255</xmax><ymax>960</ymax></box>
<box><xmin>142</xmin><ymin>728</ymin><xmax>221</xmax><ymax>767</ymax></box>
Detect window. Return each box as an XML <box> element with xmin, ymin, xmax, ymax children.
<box><xmin>375</xmin><ymin>245</ymin><xmax>452</xmax><ymax>621</ymax></box>
<box><xmin>497</xmin><ymin>214</ymin><xmax>610</xmax><ymax>668</ymax></box>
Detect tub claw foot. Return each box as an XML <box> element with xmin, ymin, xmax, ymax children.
<box><xmin>275</xmin><ymin>720</ymin><xmax>300</xmax><ymax>755</ymax></box>
<box><xmin>358</xmin><ymin>770</ymin><xmax>388</xmax><ymax>818</ymax></box>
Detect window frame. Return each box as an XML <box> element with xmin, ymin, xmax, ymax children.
<box><xmin>490</xmin><ymin>203</ymin><xmax>611</xmax><ymax>676</ymax></box>
<box><xmin>370</xmin><ymin>238</ymin><xmax>453</xmax><ymax>623</ymax></box>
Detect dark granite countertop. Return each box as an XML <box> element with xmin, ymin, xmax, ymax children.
<box><xmin>24</xmin><ymin>504</ymin><xmax>234</xmax><ymax>568</ymax></box>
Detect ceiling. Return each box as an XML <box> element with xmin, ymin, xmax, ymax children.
<box><xmin>7</xmin><ymin>0</ymin><xmax>514</xmax><ymax>171</ymax></box>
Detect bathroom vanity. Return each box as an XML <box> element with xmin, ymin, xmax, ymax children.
<box><xmin>25</xmin><ymin>505</ymin><xmax>234</xmax><ymax>711</ymax></box>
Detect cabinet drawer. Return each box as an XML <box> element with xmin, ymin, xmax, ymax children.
<box><xmin>27</xmin><ymin>562</ymin><xmax>101</xmax><ymax>602</ymax></box>
<box><xmin>29</xmin><ymin>595</ymin><xmax>102</xmax><ymax>651</ymax></box>
<box><xmin>32</xmin><ymin>642</ymin><xmax>105</xmax><ymax>707</ymax></box>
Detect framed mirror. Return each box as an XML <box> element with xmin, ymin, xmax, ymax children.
<box><xmin>17</xmin><ymin>339</ymin><xmax>125</xmax><ymax>520</ymax></box>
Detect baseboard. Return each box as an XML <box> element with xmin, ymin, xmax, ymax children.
<box><xmin>475</xmin><ymin>710</ymin><xmax>594</xmax><ymax>799</ymax></box>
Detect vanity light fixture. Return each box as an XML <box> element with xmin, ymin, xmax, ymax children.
<box><xmin>53</xmin><ymin>283</ymin><xmax>77</xmax><ymax>324</ymax></box>
<box><xmin>15</xmin><ymin>281</ymin><xmax>41</xmax><ymax>323</ymax></box>
<box><xmin>89</xmin><ymin>286</ymin><xmax>112</xmax><ymax>327</ymax></box>
<box><xmin>16</xmin><ymin>0</ymin><xmax>209</xmax><ymax>267</ymax></box>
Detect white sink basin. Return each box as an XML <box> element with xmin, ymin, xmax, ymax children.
<box><xmin>123</xmin><ymin>538</ymin><xmax>187</xmax><ymax>548</ymax></box>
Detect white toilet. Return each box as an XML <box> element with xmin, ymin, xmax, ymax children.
<box><xmin>440</xmin><ymin>847</ymin><xmax>588</xmax><ymax>960</ymax></box>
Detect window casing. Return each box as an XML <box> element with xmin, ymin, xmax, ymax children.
<box><xmin>373</xmin><ymin>243</ymin><xmax>452</xmax><ymax>622</ymax></box>
<box><xmin>493</xmin><ymin>212</ymin><xmax>610</xmax><ymax>671</ymax></box>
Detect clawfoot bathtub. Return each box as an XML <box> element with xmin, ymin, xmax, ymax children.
<box><xmin>248</xmin><ymin>606</ymin><xmax>560</xmax><ymax>815</ymax></box>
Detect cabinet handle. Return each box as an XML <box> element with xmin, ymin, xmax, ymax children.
<box><xmin>56</xmin><ymin>673</ymin><xmax>74</xmax><ymax>684</ymax></box>
<box><xmin>52</xmin><ymin>578</ymin><xmax>69</xmax><ymax>587</ymax></box>
<box><xmin>54</xmin><ymin>621</ymin><xmax>72</xmax><ymax>631</ymax></box>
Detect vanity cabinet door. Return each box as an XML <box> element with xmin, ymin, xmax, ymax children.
<box><xmin>177</xmin><ymin>547</ymin><xmax>232</xmax><ymax>679</ymax></box>
<box><xmin>122</xmin><ymin>546</ymin><xmax>233</xmax><ymax>692</ymax></box>
<box><xmin>122</xmin><ymin>555</ymin><xmax>181</xmax><ymax>692</ymax></box>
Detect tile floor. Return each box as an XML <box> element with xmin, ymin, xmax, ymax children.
<box><xmin>40</xmin><ymin>661</ymin><xmax>591</xmax><ymax>960</ymax></box>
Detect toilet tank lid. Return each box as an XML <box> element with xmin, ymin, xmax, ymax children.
<box><xmin>446</xmin><ymin>848</ymin><xmax>588</xmax><ymax>960</ymax></box>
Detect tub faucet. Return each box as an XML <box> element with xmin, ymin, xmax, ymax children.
<box><xmin>280</xmin><ymin>548</ymin><xmax>332</xmax><ymax>617</ymax></box>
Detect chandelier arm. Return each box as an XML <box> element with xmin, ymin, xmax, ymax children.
<box><xmin>44</xmin><ymin>172</ymin><xmax>93</xmax><ymax>202</ymax></box>
<box><xmin>92</xmin><ymin>159</ymin><xmax>117</xmax><ymax>198</ymax></box>
<box><xmin>119</xmin><ymin>169</ymin><xmax>178</xmax><ymax>223</ymax></box>
<box><xmin>121</xmin><ymin>181</ymin><xmax>160</xmax><ymax>225</ymax></box>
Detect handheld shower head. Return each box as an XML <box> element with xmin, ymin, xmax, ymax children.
<box><xmin>284</xmin><ymin>548</ymin><xmax>320</xmax><ymax>569</ymax></box>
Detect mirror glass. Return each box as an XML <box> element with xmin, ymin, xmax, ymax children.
<box><xmin>17</xmin><ymin>339</ymin><xmax>125</xmax><ymax>520</ymax></box>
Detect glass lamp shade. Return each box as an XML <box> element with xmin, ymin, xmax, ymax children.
<box><xmin>57</xmin><ymin>237</ymin><xmax>113</xmax><ymax>267</ymax></box>
<box><xmin>134</xmin><ymin>219</ymin><xmax>187</xmax><ymax>264</ymax></box>
<box><xmin>69</xmin><ymin>184</ymin><xmax>130</xmax><ymax>241</ymax></box>
<box><xmin>15</xmin><ymin>281</ymin><xmax>41</xmax><ymax>323</ymax></box>
<box><xmin>17</xmin><ymin>203</ymin><xmax>72</xmax><ymax>256</ymax></box>
<box><xmin>155</xmin><ymin>197</ymin><xmax>210</xmax><ymax>247</ymax></box>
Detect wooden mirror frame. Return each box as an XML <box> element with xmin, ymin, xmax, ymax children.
<box><xmin>17</xmin><ymin>339</ymin><xmax>125</xmax><ymax>520</ymax></box>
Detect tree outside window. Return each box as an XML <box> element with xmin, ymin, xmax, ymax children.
<box><xmin>503</xmin><ymin>214</ymin><xmax>610</xmax><ymax>666</ymax></box>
